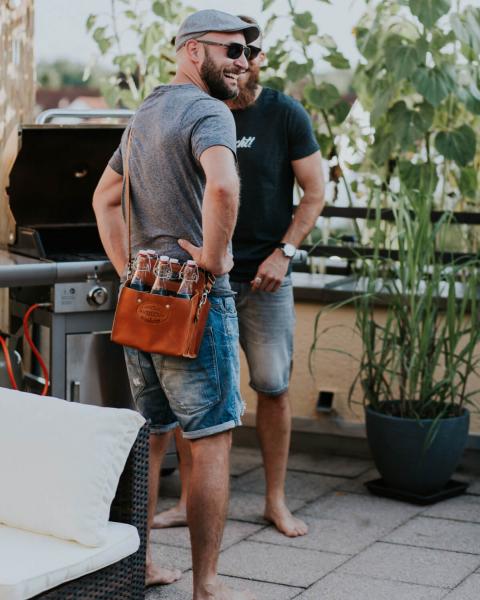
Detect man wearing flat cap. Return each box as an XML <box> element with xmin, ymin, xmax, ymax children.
<box><xmin>93</xmin><ymin>9</ymin><xmax>259</xmax><ymax>600</ymax></box>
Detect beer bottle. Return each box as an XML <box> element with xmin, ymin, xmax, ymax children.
<box><xmin>177</xmin><ymin>260</ymin><xmax>199</xmax><ymax>299</ymax></box>
<box><xmin>146</xmin><ymin>249</ymin><xmax>158</xmax><ymax>271</ymax></box>
<box><xmin>130</xmin><ymin>250</ymin><xmax>151</xmax><ymax>292</ymax></box>
<box><xmin>151</xmin><ymin>256</ymin><xmax>171</xmax><ymax>296</ymax></box>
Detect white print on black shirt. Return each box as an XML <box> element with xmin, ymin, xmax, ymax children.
<box><xmin>237</xmin><ymin>136</ymin><xmax>255</xmax><ymax>149</ymax></box>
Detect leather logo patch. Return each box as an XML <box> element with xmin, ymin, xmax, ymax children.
<box><xmin>137</xmin><ymin>302</ymin><xmax>169</xmax><ymax>323</ymax></box>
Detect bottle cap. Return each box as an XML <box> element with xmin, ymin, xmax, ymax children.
<box><xmin>159</xmin><ymin>255</ymin><xmax>169</xmax><ymax>261</ymax></box>
<box><xmin>170</xmin><ymin>258</ymin><xmax>179</xmax><ymax>264</ymax></box>
<box><xmin>186</xmin><ymin>260</ymin><xmax>197</xmax><ymax>266</ymax></box>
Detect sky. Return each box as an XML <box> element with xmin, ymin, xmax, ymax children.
<box><xmin>34</xmin><ymin>0</ymin><xmax>366</xmax><ymax>68</ymax></box>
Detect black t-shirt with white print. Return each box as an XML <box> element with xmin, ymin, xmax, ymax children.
<box><xmin>230</xmin><ymin>87</ymin><xmax>319</xmax><ymax>282</ymax></box>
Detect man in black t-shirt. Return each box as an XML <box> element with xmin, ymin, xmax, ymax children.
<box><xmin>154</xmin><ymin>17</ymin><xmax>325</xmax><ymax>538</ymax></box>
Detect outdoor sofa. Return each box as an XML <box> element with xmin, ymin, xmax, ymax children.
<box><xmin>0</xmin><ymin>387</ymin><xmax>148</xmax><ymax>600</ymax></box>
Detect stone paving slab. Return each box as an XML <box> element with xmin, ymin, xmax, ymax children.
<box><xmin>422</xmin><ymin>494</ymin><xmax>480</xmax><ymax>523</ymax></box>
<box><xmin>228</xmin><ymin>490</ymin><xmax>306</xmax><ymax>524</ymax></box>
<box><xmin>287</xmin><ymin>453</ymin><xmax>372</xmax><ymax>478</ymax></box>
<box><xmin>149</xmin><ymin>543</ymin><xmax>192</xmax><ymax>573</ymax></box>
<box><xmin>147</xmin><ymin>571</ymin><xmax>303</xmax><ymax>600</ymax></box>
<box><xmin>230</xmin><ymin>446</ymin><xmax>264</xmax><ymax>477</ymax></box>
<box><xmin>442</xmin><ymin>574</ymin><xmax>480</xmax><ymax>600</ymax></box>
<box><xmin>295</xmin><ymin>572</ymin><xmax>447</xmax><ymax>600</ymax></box>
<box><xmin>218</xmin><ymin>540</ymin><xmax>347</xmax><ymax>587</ymax></box>
<box><xmin>384</xmin><ymin>516</ymin><xmax>480</xmax><ymax>554</ymax></box>
<box><xmin>151</xmin><ymin>519</ymin><xmax>263</xmax><ymax>551</ymax></box>
<box><xmin>299</xmin><ymin>490</ymin><xmax>423</xmax><ymax>527</ymax></box>
<box><xmin>250</xmin><ymin>515</ymin><xmax>387</xmax><ymax>555</ymax></box>
<box><xmin>334</xmin><ymin>467</ymin><xmax>381</xmax><ymax>494</ymax></box>
<box><xmin>231</xmin><ymin>467</ymin><xmax>339</xmax><ymax>502</ymax></box>
<box><xmin>338</xmin><ymin>541</ymin><xmax>480</xmax><ymax>588</ymax></box>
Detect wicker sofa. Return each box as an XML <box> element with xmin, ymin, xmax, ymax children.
<box><xmin>0</xmin><ymin>389</ymin><xmax>148</xmax><ymax>600</ymax></box>
<box><xmin>34</xmin><ymin>424</ymin><xmax>149</xmax><ymax>600</ymax></box>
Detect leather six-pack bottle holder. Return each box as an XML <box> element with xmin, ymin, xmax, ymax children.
<box><xmin>112</xmin><ymin>263</ymin><xmax>215</xmax><ymax>358</ymax></box>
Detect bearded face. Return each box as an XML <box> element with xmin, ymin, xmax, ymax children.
<box><xmin>200</xmin><ymin>47</ymin><xmax>241</xmax><ymax>101</ymax></box>
<box><xmin>233</xmin><ymin>58</ymin><xmax>261</xmax><ymax>109</ymax></box>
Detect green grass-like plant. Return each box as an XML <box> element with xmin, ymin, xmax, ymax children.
<box><xmin>311</xmin><ymin>190</ymin><xmax>480</xmax><ymax>421</ymax></box>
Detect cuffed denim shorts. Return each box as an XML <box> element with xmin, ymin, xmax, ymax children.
<box><xmin>123</xmin><ymin>296</ymin><xmax>245</xmax><ymax>439</ymax></box>
<box><xmin>231</xmin><ymin>275</ymin><xmax>295</xmax><ymax>396</ymax></box>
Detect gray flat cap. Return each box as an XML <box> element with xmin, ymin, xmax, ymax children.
<box><xmin>175</xmin><ymin>9</ymin><xmax>260</xmax><ymax>51</ymax></box>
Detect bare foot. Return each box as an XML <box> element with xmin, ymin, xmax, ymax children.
<box><xmin>264</xmin><ymin>501</ymin><xmax>308</xmax><ymax>537</ymax></box>
<box><xmin>200</xmin><ymin>581</ymin><xmax>256</xmax><ymax>600</ymax></box>
<box><xmin>146</xmin><ymin>564</ymin><xmax>182</xmax><ymax>587</ymax></box>
<box><xmin>152</xmin><ymin>505</ymin><xmax>187</xmax><ymax>528</ymax></box>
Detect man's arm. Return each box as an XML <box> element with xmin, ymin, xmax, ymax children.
<box><xmin>92</xmin><ymin>165</ymin><xmax>128</xmax><ymax>277</ymax></box>
<box><xmin>253</xmin><ymin>150</ymin><xmax>325</xmax><ymax>292</ymax></box>
<box><xmin>178</xmin><ymin>146</ymin><xmax>239</xmax><ymax>276</ymax></box>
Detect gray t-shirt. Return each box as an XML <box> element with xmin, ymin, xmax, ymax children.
<box><xmin>109</xmin><ymin>84</ymin><xmax>237</xmax><ymax>294</ymax></box>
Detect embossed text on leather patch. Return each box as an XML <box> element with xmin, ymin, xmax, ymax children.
<box><xmin>137</xmin><ymin>302</ymin><xmax>170</xmax><ymax>323</ymax></box>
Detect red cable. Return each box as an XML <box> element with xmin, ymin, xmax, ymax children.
<box><xmin>23</xmin><ymin>304</ymin><xmax>50</xmax><ymax>396</ymax></box>
<box><xmin>0</xmin><ymin>335</ymin><xmax>18</xmax><ymax>390</ymax></box>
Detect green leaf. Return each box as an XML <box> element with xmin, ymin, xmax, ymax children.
<box><xmin>398</xmin><ymin>161</ymin><xmax>438</xmax><ymax>194</ymax></box>
<box><xmin>262</xmin><ymin>76</ymin><xmax>284</xmax><ymax>91</ymax></box>
<box><xmin>435</xmin><ymin>125</ymin><xmax>476</xmax><ymax>167</ymax></box>
<box><xmin>315</xmin><ymin>34</ymin><xmax>336</xmax><ymax>50</ymax></box>
<box><xmin>304</xmin><ymin>82</ymin><xmax>340</xmax><ymax>111</ymax></box>
<box><xmin>292</xmin><ymin>25</ymin><xmax>317</xmax><ymax>45</ymax></box>
<box><xmin>86</xmin><ymin>14</ymin><xmax>97</xmax><ymax>32</ymax></box>
<box><xmin>324</xmin><ymin>50</ymin><xmax>350</xmax><ymax>70</ymax></box>
<box><xmin>370</xmin><ymin>79</ymin><xmax>396</xmax><ymax>125</ymax></box>
<box><xmin>294</xmin><ymin>11</ymin><xmax>314</xmax><ymax>29</ymax></box>
<box><xmin>409</xmin><ymin>0</ymin><xmax>451</xmax><ymax>29</ymax></box>
<box><xmin>417</xmin><ymin>101</ymin><xmax>434</xmax><ymax>130</ymax></box>
<box><xmin>412</xmin><ymin>66</ymin><xmax>454</xmax><ymax>106</ymax></box>
<box><xmin>388</xmin><ymin>101</ymin><xmax>427</xmax><ymax>149</ymax></box>
<box><xmin>459</xmin><ymin>166</ymin><xmax>477</xmax><ymax>199</ymax></box>
<box><xmin>457</xmin><ymin>84</ymin><xmax>480</xmax><ymax>116</ymax></box>
<box><xmin>385</xmin><ymin>36</ymin><xmax>422</xmax><ymax>81</ymax></box>
<box><xmin>262</xmin><ymin>0</ymin><xmax>275</xmax><ymax>9</ymax></box>
<box><xmin>286</xmin><ymin>59</ymin><xmax>313</xmax><ymax>83</ymax></box>
<box><xmin>355</xmin><ymin>27</ymin><xmax>378</xmax><ymax>60</ymax></box>
<box><xmin>315</xmin><ymin>132</ymin><xmax>333</xmax><ymax>157</ymax></box>
<box><xmin>152</xmin><ymin>1</ymin><xmax>165</xmax><ymax>17</ymax></box>
<box><xmin>330</xmin><ymin>99</ymin><xmax>351</xmax><ymax>124</ymax></box>
<box><xmin>371</xmin><ymin>129</ymin><xmax>396</xmax><ymax>166</ymax></box>
<box><xmin>452</xmin><ymin>8</ymin><xmax>480</xmax><ymax>52</ymax></box>
<box><xmin>124</xmin><ymin>10</ymin><xmax>137</xmax><ymax>20</ymax></box>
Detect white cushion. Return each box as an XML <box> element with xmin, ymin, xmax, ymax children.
<box><xmin>0</xmin><ymin>387</ymin><xmax>145</xmax><ymax>546</ymax></box>
<box><xmin>0</xmin><ymin>521</ymin><xmax>140</xmax><ymax>600</ymax></box>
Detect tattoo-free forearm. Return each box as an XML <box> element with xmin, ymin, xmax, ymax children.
<box><xmin>282</xmin><ymin>190</ymin><xmax>325</xmax><ymax>247</ymax></box>
<box><xmin>94</xmin><ymin>204</ymin><xmax>128</xmax><ymax>277</ymax></box>
<box><xmin>201</xmin><ymin>179</ymin><xmax>239</xmax><ymax>274</ymax></box>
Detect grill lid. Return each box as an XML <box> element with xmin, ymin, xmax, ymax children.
<box><xmin>7</xmin><ymin>125</ymin><xmax>124</xmax><ymax>227</ymax></box>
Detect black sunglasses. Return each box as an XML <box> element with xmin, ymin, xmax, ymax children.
<box><xmin>247</xmin><ymin>45</ymin><xmax>262</xmax><ymax>60</ymax></box>
<box><xmin>196</xmin><ymin>39</ymin><xmax>251</xmax><ymax>60</ymax></box>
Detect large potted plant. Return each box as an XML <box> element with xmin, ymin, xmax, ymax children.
<box><xmin>353</xmin><ymin>190</ymin><xmax>480</xmax><ymax>500</ymax></box>
<box><xmin>311</xmin><ymin>189</ymin><xmax>480</xmax><ymax>502</ymax></box>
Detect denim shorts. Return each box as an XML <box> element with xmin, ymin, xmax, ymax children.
<box><xmin>231</xmin><ymin>276</ymin><xmax>295</xmax><ymax>396</ymax></box>
<box><xmin>123</xmin><ymin>296</ymin><xmax>245</xmax><ymax>438</ymax></box>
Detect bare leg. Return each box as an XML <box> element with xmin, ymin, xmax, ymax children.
<box><xmin>152</xmin><ymin>427</ymin><xmax>189</xmax><ymax>528</ymax></box>
<box><xmin>257</xmin><ymin>391</ymin><xmax>308</xmax><ymax>537</ymax></box>
<box><xmin>146</xmin><ymin>433</ymin><xmax>182</xmax><ymax>586</ymax></box>
<box><xmin>189</xmin><ymin>431</ymin><xmax>255</xmax><ymax>600</ymax></box>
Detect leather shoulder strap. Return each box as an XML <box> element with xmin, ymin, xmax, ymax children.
<box><xmin>124</xmin><ymin>127</ymin><xmax>134</xmax><ymax>272</ymax></box>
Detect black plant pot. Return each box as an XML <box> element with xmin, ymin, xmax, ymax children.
<box><xmin>365</xmin><ymin>403</ymin><xmax>469</xmax><ymax>495</ymax></box>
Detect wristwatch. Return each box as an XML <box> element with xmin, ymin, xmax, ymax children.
<box><xmin>277</xmin><ymin>242</ymin><xmax>297</xmax><ymax>259</ymax></box>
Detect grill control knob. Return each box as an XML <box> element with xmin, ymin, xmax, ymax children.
<box><xmin>87</xmin><ymin>286</ymin><xmax>108</xmax><ymax>306</ymax></box>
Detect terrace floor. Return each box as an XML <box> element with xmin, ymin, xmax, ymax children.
<box><xmin>146</xmin><ymin>440</ymin><xmax>480</xmax><ymax>600</ymax></box>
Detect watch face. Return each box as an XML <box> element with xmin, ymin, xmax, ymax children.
<box><xmin>283</xmin><ymin>243</ymin><xmax>296</xmax><ymax>258</ymax></box>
